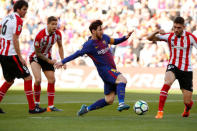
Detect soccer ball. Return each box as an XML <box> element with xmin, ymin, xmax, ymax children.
<box><xmin>133</xmin><ymin>100</ymin><xmax>149</xmax><ymax>115</ymax></box>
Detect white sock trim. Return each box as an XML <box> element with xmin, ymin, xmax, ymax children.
<box><xmin>48</xmin><ymin>105</ymin><xmax>54</xmax><ymax>108</ymax></box>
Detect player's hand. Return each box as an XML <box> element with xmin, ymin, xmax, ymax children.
<box><xmin>62</xmin><ymin>64</ymin><xmax>67</xmax><ymax>69</ymax></box>
<box><xmin>19</xmin><ymin>57</ymin><xmax>27</xmax><ymax>66</ymax></box>
<box><xmin>159</xmin><ymin>29</ymin><xmax>165</xmax><ymax>35</ymax></box>
<box><xmin>126</xmin><ymin>30</ymin><xmax>134</xmax><ymax>39</ymax></box>
<box><xmin>54</xmin><ymin>61</ymin><xmax>63</xmax><ymax>69</ymax></box>
<box><xmin>154</xmin><ymin>29</ymin><xmax>165</xmax><ymax>35</ymax></box>
<box><xmin>48</xmin><ymin>59</ymin><xmax>57</xmax><ymax>65</ymax></box>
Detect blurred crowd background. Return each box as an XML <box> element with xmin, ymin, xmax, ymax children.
<box><xmin>1</xmin><ymin>0</ymin><xmax>197</xmax><ymax>68</ymax></box>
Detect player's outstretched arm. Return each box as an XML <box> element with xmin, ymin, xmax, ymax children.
<box><xmin>111</xmin><ymin>31</ymin><xmax>134</xmax><ymax>45</ymax></box>
<box><xmin>54</xmin><ymin>49</ymin><xmax>86</xmax><ymax>69</ymax></box>
<box><xmin>147</xmin><ymin>29</ymin><xmax>165</xmax><ymax>42</ymax></box>
<box><xmin>125</xmin><ymin>31</ymin><xmax>134</xmax><ymax>39</ymax></box>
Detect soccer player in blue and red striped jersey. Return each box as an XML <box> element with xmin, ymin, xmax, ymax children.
<box><xmin>55</xmin><ymin>20</ymin><xmax>133</xmax><ymax>116</ymax></box>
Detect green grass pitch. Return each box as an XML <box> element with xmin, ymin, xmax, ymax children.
<box><xmin>0</xmin><ymin>90</ymin><xmax>197</xmax><ymax>131</ymax></box>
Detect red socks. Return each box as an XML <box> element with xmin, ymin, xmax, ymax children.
<box><xmin>47</xmin><ymin>83</ymin><xmax>55</xmax><ymax>107</ymax></box>
<box><xmin>24</xmin><ymin>80</ymin><xmax>35</xmax><ymax>110</ymax></box>
<box><xmin>158</xmin><ymin>84</ymin><xmax>171</xmax><ymax>111</ymax></box>
<box><xmin>34</xmin><ymin>84</ymin><xmax>41</xmax><ymax>103</ymax></box>
<box><xmin>0</xmin><ymin>82</ymin><xmax>13</xmax><ymax>102</ymax></box>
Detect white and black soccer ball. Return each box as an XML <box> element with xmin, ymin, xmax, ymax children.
<box><xmin>133</xmin><ymin>100</ymin><xmax>149</xmax><ymax>115</ymax></box>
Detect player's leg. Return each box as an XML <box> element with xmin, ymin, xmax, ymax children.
<box><xmin>23</xmin><ymin>75</ymin><xmax>35</xmax><ymax>111</ymax></box>
<box><xmin>155</xmin><ymin>71</ymin><xmax>176</xmax><ymax>119</ymax></box>
<box><xmin>179</xmin><ymin>71</ymin><xmax>193</xmax><ymax>117</ymax></box>
<box><xmin>0</xmin><ymin>80</ymin><xmax>14</xmax><ymax>114</ymax></box>
<box><xmin>77</xmin><ymin>84</ymin><xmax>115</xmax><ymax>116</ymax></box>
<box><xmin>88</xmin><ymin>91</ymin><xmax>114</xmax><ymax>111</ymax></box>
<box><xmin>23</xmin><ymin>74</ymin><xmax>46</xmax><ymax>114</ymax></box>
<box><xmin>0</xmin><ymin>80</ymin><xmax>14</xmax><ymax>103</ymax></box>
<box><xmin>10</xmin><ymin>55</ymin><xmax>45</xmax><ymax>114</ymax></box>
<box><xmin>181</xmin><ymin>89</ymin><xmax>193</xmax><ymax>117</ymax></box>
<box><xmin>0</xmin><ymin>56</ymin><xmax>15</xmax><ymax>113</ymax></box>
<box><xmin>30</xmin><ymin>61</ymin><xmax>42</xmax><ymax>107</ymax></box>
<box><xmin>44</xmin><ymin>70</ymin><xmax>62</xmax><ymax>112</ymax></box>
<box><xmin>115</xmin><ymin>74</ymin><xmax>130</xmax><ymax>111</ymax></box>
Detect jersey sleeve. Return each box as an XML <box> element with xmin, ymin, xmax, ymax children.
<box><xmin>189</xmin><ymin>33</ymin><xmax>197</xmax><ymax>49</ymax></box>
<box><xmin>157</xmin><ymin>33</ymin><xmax>170</xmax><ymax>42</ymax></box>
<box><xmin>103</xmin><ymin>34</ymin><xmax>127</xmax><ymax>45</ymax></box>
<box><xmin>13</xmin><ymin>15</ymin><xmax>23</xmax><ymax>35</ymax></box>
<box><xmin>61</xmin><ymin>41</ymin><xmax>92</xmax><ymax>64</ymax></box>
<box><xmin>34</xmin><ymin>33</ymin><xmax>42</xmax><ymax>48</ymax></box>
<box><xmin>56</xmin><ymin>30</ymin><xmax>62</xmax><ymax>41</ymax></box>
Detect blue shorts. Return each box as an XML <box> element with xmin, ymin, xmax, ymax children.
<box><xmin>99</xmin><ymin>68</ymin><xmax>121</xmax><ymax>95</ymax></box>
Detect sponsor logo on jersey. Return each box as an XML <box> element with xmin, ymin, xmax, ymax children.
<box><xmin>97</xmin><ymin>47</ymin><xmax>110</xmax><ymax>55</ymax></box>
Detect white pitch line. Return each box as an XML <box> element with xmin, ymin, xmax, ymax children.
<box><xmin>29</xmin><ymin>117</ymin><xmax>52</xmax><ymax>119</ymax></box>
<box><xmin>1</xmin><ymin>99</ymin><xmax>195</xmax><ymax>105</ymax></box>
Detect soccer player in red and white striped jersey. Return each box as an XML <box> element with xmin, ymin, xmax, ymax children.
<box><xmin>29</xmin><ymin>16</ymin><xmax>65</xmax><ymax>112</ymax></box>
<box><xmin>0</xmin><ymin>0</ymin><xmax>46</xmax><ymax>114</ymax></box>
<box><xmin>148</xmin><ymin>16</ymin><xmax>196</xmax><ymax>119</ymax></box>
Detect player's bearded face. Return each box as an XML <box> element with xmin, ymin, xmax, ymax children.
<box><xmin>48</xmin><ymin>21</ymin><xmax>58</xmax><ymax>33</ymax></box>
<box><xmin>96</xmin><ymin>26</ymin><xmax>103</xmax><ymax>40</ymax></box>
<box><xmin>173</xmin><ymin>23</ymin><xmax>185</xmax><ymax>37</ymax></box>
<box><xmin>18</xmin><ymin>6</ymin><xmax>28</xmax><ymax>18</ymax></box>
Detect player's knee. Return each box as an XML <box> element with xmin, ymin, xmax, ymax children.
<box><xmin>35</xmin><ymin>79</ymin><xmax>41</xmax><ymax>85</ymax></box>
<box><xmin>48</xmin><ymin>78</ymin><xmax>55</xmax><ymax>83</ymax></box>
<box><xmin>164</xmin><ymin>80</ymin><xmax>173</xmax><ymax>86</ymax></box>
<box><xmin>106</xmin><ymin>98</ymin><xmax>114</xmax><ymax>105</ymax></box>
<box><xmin>105</xmin><ymin>96</ymin><xmax>115</xmax><ymax>104</ymax></box>
<box><xmin>120</xmin><ymin>76</ymin><xmax>127</xmax><ymax>84</ymax></box>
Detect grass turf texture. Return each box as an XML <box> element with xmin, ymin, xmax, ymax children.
<box><xmin>0</xmin><ymin>90</ymin><xmax>197</xmax><ymax>131</ymax></box>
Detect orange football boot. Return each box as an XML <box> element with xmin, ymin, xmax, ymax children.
<box><xmin>155</xmin><ymin>111</ymin><xmax>163</xmax><ymax>119</ymax></box>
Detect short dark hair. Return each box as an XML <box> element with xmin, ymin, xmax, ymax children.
<box><xmin>174</xmin><ymin>16</ymin><xmax>185</xmax><ymax>25</ymax></box>
<box><xmin>89</xmin><ymin>20</ymin><xmax>103</xmax><ymax>33</ymax></box>
<box><xmin>13</xmin><ymin>0</ymin><xmax>28</xmax><ymax>12</ymax></box>
<box><xmin>47</xmin><ymin>16</ymin><xmax>57</xmax><ymax>24</ymax></box>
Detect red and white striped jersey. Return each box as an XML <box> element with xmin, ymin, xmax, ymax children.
<box><xmin>158</xmin><ymin>31</ymin><xmax>197</xmax><ymax>71</ymax></box>
<box><xmin>29</xmin><ymin>28</ymin><xmax>62</xmax><ymax>59</ymax></box>
<box><xmin>0</xmin><ymin>12</ymin><xmax>23</xmax><ymax>56</ymax></box>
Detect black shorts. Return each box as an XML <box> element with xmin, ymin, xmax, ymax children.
<box><xmin>166</xmin><ymin>64</ymin><xmax>193</xmax><ymax>92</ymax></box>
<box><xmin>0</xmin><ymin>55</ymin><xmax>30</xmax><ymax>82</ymax></box>
<box><xmin>29</xmin><ymin>56</ymin><xmax>54</xmax><ymax>71</ymax></box>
